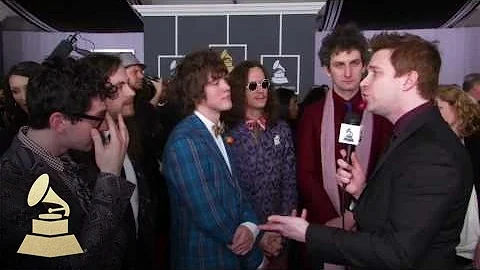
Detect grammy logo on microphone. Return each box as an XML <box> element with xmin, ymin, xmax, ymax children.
<box><xmin>17</xmin><ymin>174</ymin><xmax>83</xmax><ymax>257</ymax></box>
<box><xmin>338</xmin><ymin>123</ymin><xmax>361</xmax><ymax>145</ymax></box>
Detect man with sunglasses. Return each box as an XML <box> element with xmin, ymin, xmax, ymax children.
<box><xmin>0</xmin><ymin>57</ymin><xmax>133</xmax><ymax>269</ymax></box>
<box><xmin>222</xmin><ymin>60</ymin><xmax>297</xmax><ymax>269</ymax></box>
<box><xmin>296</xmin><ymin>24</ymin><xmax>392</xmax><ymax>269</ymax></box>
<box><xmin>246</xmin><ymin>78</ymin><xmax>270</xmax><ymax>91</ymax></box>
<box><xmin>163</xmin><ymin>49</ymin><xmax>264</xmax><ymax>269</ymax></box>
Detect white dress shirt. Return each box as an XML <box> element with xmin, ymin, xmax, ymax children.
<box><xmin>123</xmin><ymin>154</ymin><xmax>139</xmax><ymax>237</ymax></box>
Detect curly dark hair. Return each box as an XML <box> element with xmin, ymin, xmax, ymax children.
<box><xmin>168</xmin><ymin>49</ymin><xmax>227</xmax><ymax>116</ymax></box>
<box><xmin>1</xmin><ymin>61</ymin><xmax>42</xmax><ymax>131</ymax></box>
<box><xmin>27</xmin><ymin>57</ymin><xmax>115</xmax><ymax>129</ymax></box>
<box><xmin>318</xmin><ymin>23</ymin><xmax>369</xmax><ymax>68</ymax></box>
<box><xmin>222</xmin><ymin>60</ymin><xmax>278</xmax><ymax>128</ymax></box>
<box><xmin>76</xmin><ymin>53</ymin><xmax>122</xmax><ymax>98</ymax></box>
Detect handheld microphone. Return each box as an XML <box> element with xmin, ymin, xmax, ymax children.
<box><xmin>338</xmin><ymin>111</ymin><xmax>362</xmax><ymax>229</ymax></box>
<box><xmin>338</xmin><ymin>111</ymin><xmax>362</xmax><ymax>164</ymax></box>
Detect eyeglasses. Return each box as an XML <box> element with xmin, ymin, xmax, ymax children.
<box><xmin>104</xmin><ymin>81</ymin><xmax>124</xmax><ymax>99</ymax></box>
<box><xmin>247</xmin><ymin>79</ymin><xmax>270</xmax><ymax>91</ymax></box>
<box><xmin>70</xmin><ymin>113</ymin><xmax>105</xmax><ymax>129</ymax></box>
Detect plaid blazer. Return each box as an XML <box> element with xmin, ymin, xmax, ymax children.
<box><xmin>163</xmin><ymin>114</ymin><xmax>263</xmax><ymax>270</ymax></box>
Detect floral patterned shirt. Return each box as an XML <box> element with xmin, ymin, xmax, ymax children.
<box><xmin>227</xmin><ymin>120</ymin><xmax>298</xmax><ymax>223</ymax></box>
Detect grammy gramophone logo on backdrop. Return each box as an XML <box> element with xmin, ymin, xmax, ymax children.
<box><xmin>17</xmin><ymin>173</ymin><xmax>83</xmax><ymax>257</ymax></box>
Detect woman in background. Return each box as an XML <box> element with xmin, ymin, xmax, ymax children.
<box><xmin>224</xmin><ymin>60</ymin><xmax>297</xmax><ymax>269</ymax></box>
<box><xmin>435</xmin><ymin>84</ymin><xmax>480</xmax><ymax>269</ymax></box>
<box><xmin>0</xmin><ymin>61</ymin><xmax>42</xmax><ymax>155</ymax></box>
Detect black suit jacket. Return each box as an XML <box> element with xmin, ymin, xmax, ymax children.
<box><xmin>306</xmin><ymin>106</ymin><xmax>473</xmax><ymax>269</ymax></box>
<box><xmin>465</xmin><ymin>133</ymin><xmax>480</xmax><ymax>200</ymax></box>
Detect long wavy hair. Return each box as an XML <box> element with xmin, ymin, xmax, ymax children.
<box><xmin>223</xmin><ymin>60</ymin><xmax>278</xmax><ymax>128</ymax></box>
<box><xmin>436</xmin><ymin>84</ymin><xmax>480</xmax><ymax>137</ymax></box>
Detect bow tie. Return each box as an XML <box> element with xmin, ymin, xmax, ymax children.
<box><xmin>212</xmin><ymin>122</ymin><xmax>225</xmax><ymax>137</ymax></box>
<box><xmin>245</xmin><ymin>116</ymin><xmax>267</xmax><ymax>131</ymax></box>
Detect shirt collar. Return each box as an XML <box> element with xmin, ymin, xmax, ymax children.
<box><xmin>393</xmin><ymin>101</ymin><xmax>433</xmax><ymax>137</ymax></box>
<box><xmin>17</xmin><ymin>126</ymin><xmax>65</xmax><ymax>172</ymax></box>
<box><xmin>194</xmin><ymin>110</ymin><xmax>219</xmax><ymax>138</ymax></box>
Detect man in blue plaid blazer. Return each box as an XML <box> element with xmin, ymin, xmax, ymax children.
<box><xmin>163</xmin><ymin>50</ymin><xmax>264</xmax><ymax>269</ymax></box>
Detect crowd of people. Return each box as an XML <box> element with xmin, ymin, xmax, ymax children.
<box><xmin>1</xmin><ymin>23</ymin><xmax>480</xmax><ymax>270</ymax></box>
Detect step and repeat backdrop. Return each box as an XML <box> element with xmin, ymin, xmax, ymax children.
<box><xmin>137</xmin><ymin>3</ymin><xmax>324</xmax><ymax>99</ymax></box>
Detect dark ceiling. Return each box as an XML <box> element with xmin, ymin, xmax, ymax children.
<box><xmin>2</xmin><ymin>0</ymin><xmax>143</xmax><ymax>32</ymax></box>
<box><xmin>2</xmin><ymin>0</ymin><xmax>479</xmax><ymax>33</ymax></box>
<box><xmin>335</xmin><ymin>1</ymin><xmax>470</xmax><ymax>30</ymax></box>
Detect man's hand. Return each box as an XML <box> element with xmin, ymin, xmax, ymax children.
<box><xmin>228</xmin><ymin>225</ymin><xmax>254</xmax><ymax>256</ymax></box>
<box><xmin>259</xmin><ymin>209</ymin><xmax>308</xmax><ymax>243</ymax></box>
<box><xmin>259</xmin><ymin>231</ymin><xmax>283</xmax><ymax>257</ymax></box>
<box><xmin>336</xmin><ymin>150</ymin><xmax>366</xmax><ymax>199</ymax></box>
<box><xmin>91</xmin><ymin>113</ymin><xmax>129</xmax><ymax>176</ymax></box>
<box><xmin>149</xmin><ymin>78</ymin><xmax>164</xmax><ymax>106</ymax></box>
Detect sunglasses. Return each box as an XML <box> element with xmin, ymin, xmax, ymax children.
<box><xmin>70</xmin><ymin>113</ymin><xmax>105</xmax><ymax>129</ymax></box>
<box><xmin>247</xmin><ymin>79</ymin><xmax>270</xmax><ymax>91</ymax></box>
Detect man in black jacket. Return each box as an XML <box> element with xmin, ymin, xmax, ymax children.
<box><xmin>0</xmin><ymin>58</ymin><xmax>133</xmax><ymax>269</ymax></box>
<box><xmin>260</xmin><ymin>32</ymin><xmax>473</xmax><ymax>269</ymax></box>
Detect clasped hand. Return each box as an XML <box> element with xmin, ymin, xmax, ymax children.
<box><xmin>228</xmin><ymin>225</ymin><xmax>255</xmax><ymax>256</ymax></box>
<box><xmin>260</xmin><ymin>231</ymin><xmax>283</xmax><ymax>257</ymax></box>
